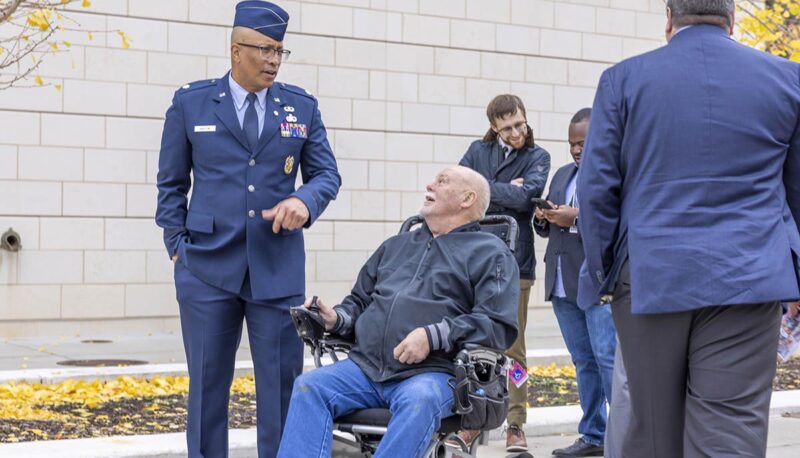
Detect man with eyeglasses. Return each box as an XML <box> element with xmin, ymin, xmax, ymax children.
<box><xmin>155</xmin><ymin>2</ymin><xmax>340</xmax><ymax>457</ymax></box>
<box><xmin>455</xmin><ymin>94</ymin><xmax>551</xmax><ymax>452</ymax></box>
<box><xmin>534</xmin><ymin>108</ymin><xmax>614</xmax><ymax>457</ymax></box>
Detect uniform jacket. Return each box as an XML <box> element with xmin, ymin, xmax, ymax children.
<box><xmin>577</xmin><ymin>25</ymin><xmax>800</xmax><ymax>313</ymax></box>
<box><xmin>156</xmin><ymin>73</ymin><xmax>341</xmax><ymax>300</ymax></box>
<box><xmin>459</xmin><ymin>140</ymin><xmax>551</xmax><ymax>279</ymax></box>
<box><xmin>332</xmin><ymin>221</ymin><xmax>520</xmax><ymax>383</ymax></box>
<box><xmin>534</xmin><ymin>163</ymin><xmax>584</xmax><ymax>305</ymax></box>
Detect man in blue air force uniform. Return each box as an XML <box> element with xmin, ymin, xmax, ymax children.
<box><xmin>155</xmin><ymin>2</ymin><xmax>341</xmax><ymax>457</ymax></box>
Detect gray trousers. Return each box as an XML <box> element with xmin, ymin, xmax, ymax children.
<box><xmin>610</xmin><ymin>262</ymin><xmax>781</xmax><ymax>458</ymax></box>
<box><xmin>604</xmin><ymin>338</ymin><xmax>629</xmax><ymax>458</ymax></box>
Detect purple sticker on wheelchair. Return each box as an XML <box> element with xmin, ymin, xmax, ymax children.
<box><xmin>508</xmin><ymin>360</ymin><xmax>529</xmax><ymax>388</ymax></box>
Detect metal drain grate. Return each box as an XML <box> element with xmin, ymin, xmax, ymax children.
<box><xmin>57</xmin><ymin>359</ymin><xmax>148</xmax><ymax>367</ymax></box>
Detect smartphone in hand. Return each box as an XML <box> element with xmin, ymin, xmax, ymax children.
<box><xmin>531</xmin><ymin>198</ymin><xmax>554</xmax><ymax>210</ymax></box>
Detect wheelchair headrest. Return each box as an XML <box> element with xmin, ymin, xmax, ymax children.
<box><xmin>399</xmin><ymin>214</ymin><xmax>519</xmax><ymax>252</ymax></box>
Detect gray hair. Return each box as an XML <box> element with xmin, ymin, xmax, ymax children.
<box><xmin>667</xmin><ymin>0</ymin><xmax>734</xmax><ymax>28</ymax></box>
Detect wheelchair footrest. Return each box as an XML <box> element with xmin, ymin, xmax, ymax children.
<box><xmin>334</xmin><ymin>408</ymin><xmax>463</xmax><ymax>435</ymax></box>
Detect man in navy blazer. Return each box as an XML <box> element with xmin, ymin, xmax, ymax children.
<box><xmin>535</xmin><ymin>108</ymin><xmax>614</xmax><ymax>457</ymax></box>
<box><xmin>156</xmin><ymin>2</ymin><xmax>340</xmax><ymax>457</ymax></box>
<box><xmin>577</xmin><ymin>0</ymin><xmax>800</xmax><ymax>456</ymax></box>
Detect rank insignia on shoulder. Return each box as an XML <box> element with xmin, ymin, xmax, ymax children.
<box><xmin>280</xmin><ymin>122</ymin><xmax>308</xmax><ymax>139</ymax></box>
<box><xmin>284</xmin><ymin>155</ymin><xmax>295</xmax><ymax>175</ymax></box>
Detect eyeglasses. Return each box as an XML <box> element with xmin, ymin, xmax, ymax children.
<box><xmin>236</xmin><ymin>43</ymin><xmax>291</xmax><ymax>61</ymax></box>
<box><xmin>497</xmin><ymin>121</ymin><xmax>528</xmax><ymax>137</ymax></box>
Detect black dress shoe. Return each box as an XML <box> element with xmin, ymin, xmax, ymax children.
<box><xmin>552</xmin><ymin>438</ymin><xmax>604</xmax><ymax>457</ymax></box>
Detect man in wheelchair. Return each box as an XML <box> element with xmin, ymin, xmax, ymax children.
<box><xmin>276</xmin><ymin>166</ymin><xmax>520</xmax><ymax>458</ymax></box>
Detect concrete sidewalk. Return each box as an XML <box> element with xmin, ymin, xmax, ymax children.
<box><xmin>0</xmin><ymin>306</ymin><xmax>571</xmax><ymax>375</ymax></box>
<box><xmin>2</xmin><ymin>307</ymin><xmax>800</xmax><ymax>456</ymax></box>
<box><xmin>2</xmin><ymin>414</ymin><xmax>800</xmax><ymax>457</ymax></box>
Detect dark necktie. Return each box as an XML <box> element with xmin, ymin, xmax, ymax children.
<box><xmin>244</xmin><ymin>93</ymin><xmax>259</xmax><ymax>151</ymax></box>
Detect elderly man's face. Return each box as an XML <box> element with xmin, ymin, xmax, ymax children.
<box><xmin>231</xmin><ymin>27</ymin><xmax>282</xmax><ymax>92</ymax></box>
<box><xmin>420</xmin><ymin>169</ymin><xmax>465</xmax><ymax>218</ymax></box>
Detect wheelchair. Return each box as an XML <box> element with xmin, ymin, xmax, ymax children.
<box><xmin>290</xmin><ymin>215</ymin><xmax>520</xmax><ymax>458</ymax></box>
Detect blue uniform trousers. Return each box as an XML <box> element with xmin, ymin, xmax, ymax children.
<box><xmin>175</xmin><ymin>261</ymin><xmax>303</xmax><ymax>458</ymax></box>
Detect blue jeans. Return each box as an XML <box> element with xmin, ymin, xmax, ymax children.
<box><xmin>551</xmin><ymin>297</ymin><xmax>616</xmax><ymax>446</ymax></box>
<box><xmin>277</xmin><ymin>359</ymin><xmax>454</xmax><ymax>458</ymax></box>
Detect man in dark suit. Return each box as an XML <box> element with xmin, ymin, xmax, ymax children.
<box><xmin>577</xmin><ymin>1</ymin><xmax>800</xmax><ymax>456</ymax></box>
<box><xmin>458</xmin><ymin>94</ymin><xmax>550</xmax><ymax>452</ymax></box>
<box><xmin>534</xmin><ymin>108</ymin><xmax>614</xmax><ymax>457</ymax></box>
<box><xmin>155</xmin><ymin>2</ymin><xmax>341</xmax><ymax>456</ymax></box>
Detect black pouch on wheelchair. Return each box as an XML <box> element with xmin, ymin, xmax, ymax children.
<box><xmin>451</xmin><ymin>349</ymin><xmax>509</xmax><ymax>431</ymax></box>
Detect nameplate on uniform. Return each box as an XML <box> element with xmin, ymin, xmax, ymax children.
<box><xmin>194</xmin><ymin>125</ymin><xmax>217</xmax><ymax>133</ymax></box>
<box><xmin>280</xmin><ymin>123</ymin><xmax>308</xmax><ymax>139</ymax></box>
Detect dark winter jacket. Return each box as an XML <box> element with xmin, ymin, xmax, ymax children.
<box><xmin>459</xmin><ymin>140</ymin><xmax>551</xmax><ymax>279</ymax></box>
<box><xmin>332</xmin><ymin>221</ymin><xmax>520</xmax><ymax>382</ymax></box>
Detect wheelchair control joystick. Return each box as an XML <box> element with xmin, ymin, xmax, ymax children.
<box><xmin>289</xmin><ymin>295</ymin><xmax>327</xmax><ymax>346</ymax></box>
<box><xmin>308</xmin><ymin>295</ymin><xmax>321</xmax><ymax>314</ymax></box>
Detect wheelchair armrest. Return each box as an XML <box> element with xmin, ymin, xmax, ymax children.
<box><xmin>455</xmin><ymin>344</ymin><xmax>507</xmax><ymax>366</ymax></box>
<box><xmin>319</xmin><ymin>336</ymin><xmax>354</xmax><ymax>353</ymax></box>
<box><xmin>290</xmin><ymin>306</ymin><xmax>355</xmax><ymax>368</ymax></box>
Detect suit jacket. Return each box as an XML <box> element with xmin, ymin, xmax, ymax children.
<box><xmin>460</xmin><ymin>140</ymin><xmax>551</xmax><ymax>279</ymax></box>
<box><xmin>577</xmin><ymin>25</ymin><xmax>800</xmax><ymax>314</ymax></box>
<box><xmin>534</xmin><ymin>163</ymin><xmax>584</xmax><ymax>305</ymax></box>
<box><xmin>156</xmin><ymin>73</ymin><xmax>341</xmax><ymax>300</ymax></box>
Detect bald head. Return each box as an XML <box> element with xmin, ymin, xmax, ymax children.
<box><xmin>452</xmin><ymin>165</ymin><xmax>490</xmax><ymax>219</ymax></box>
<box><xmin>421</xmin><ymin>166</ymin><xmax>491</xmax><ymax>235</ymax></box>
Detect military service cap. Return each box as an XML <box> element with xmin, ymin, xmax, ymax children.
<box><xmin>234</xmin><ymin>1</ymin><xmax>290</xmax><ymax>42</ymax></box>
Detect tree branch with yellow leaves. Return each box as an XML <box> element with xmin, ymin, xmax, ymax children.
<box><xmin>0</xmin><ymin>0</ymin><xmax>130</xmax><ymax>90</ymax></box>
<box><xmin>738</xmin><ymin>0</ymin><xmax>800</xmax><ymax>62</ymax></box>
